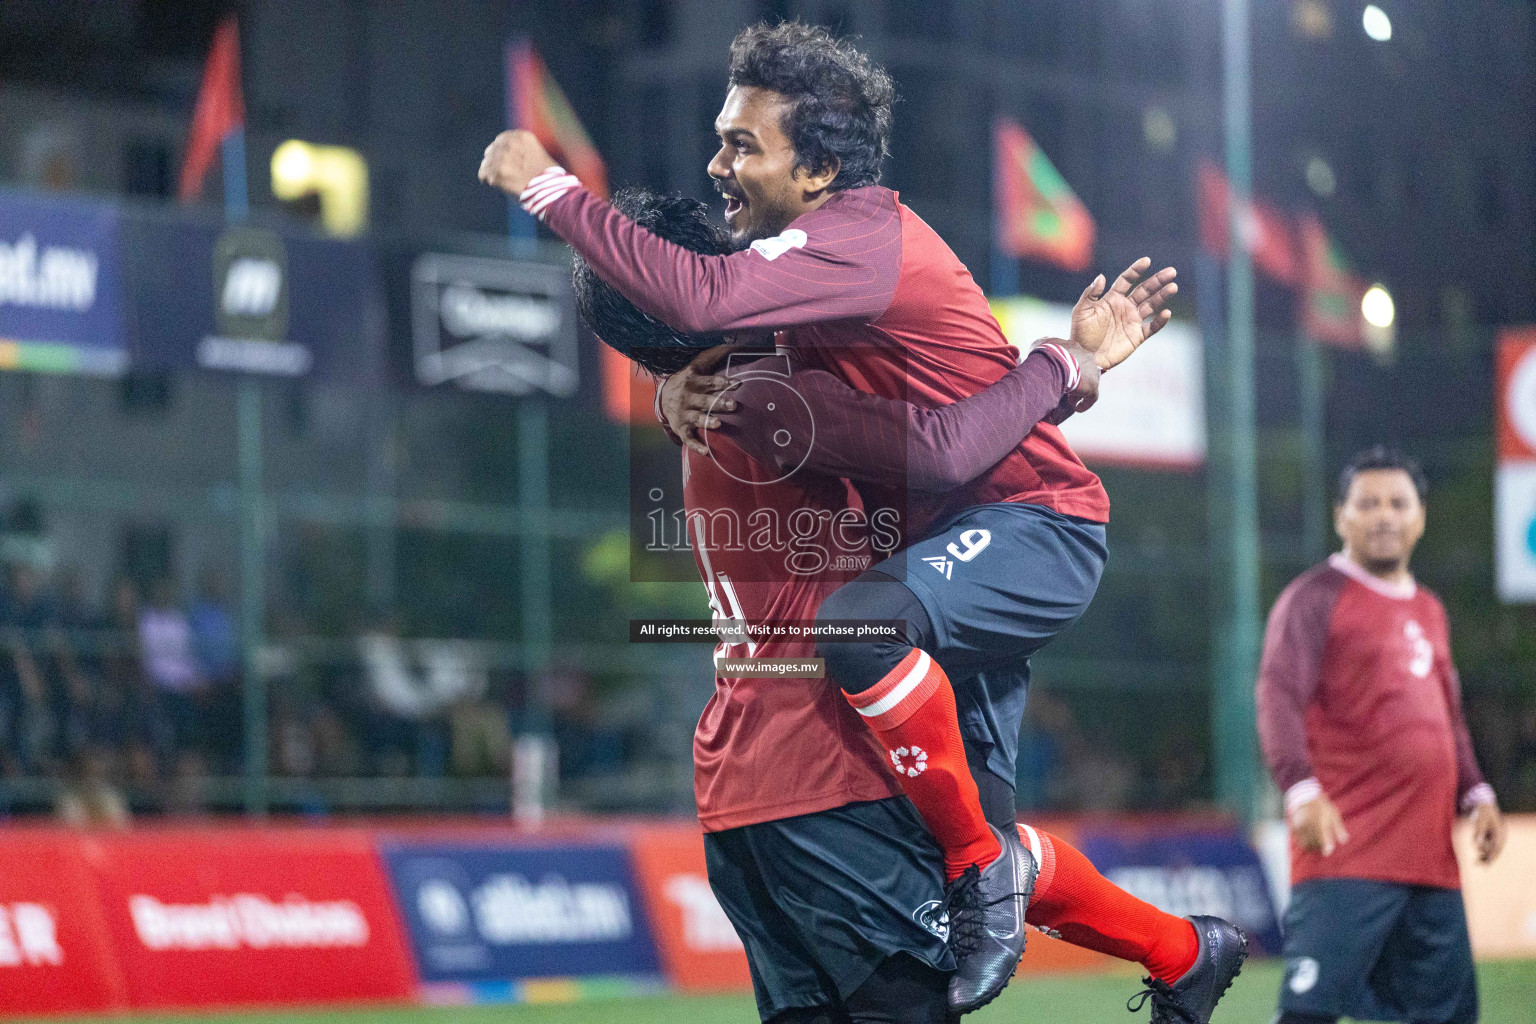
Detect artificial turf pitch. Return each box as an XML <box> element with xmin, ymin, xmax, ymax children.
<box><xmin>27</xmin><ymin>959</ymin><xmax>1536</xmax><ymax>1024</ymax></box>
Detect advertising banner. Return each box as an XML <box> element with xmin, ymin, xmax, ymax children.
<box><xmin>1495</xmin><ymin>328</ymin><xmax>1536</xmax><ymax>602</ymax></box>
<box><xmin>991</xmin><ymin>295</ymin><xmax>1206</xmax><ymax>469</ymax></box>
<box><xmin>627</xmin><ymin>825</ymin><xmax>751</xmax><ymax>992</ymax></box>
<box><xmin>411</xmin><ymin>254</ymin><xmax>578</xmax><ymax>397</ymax></box>
<box><xmin>0</xmin><ymin>833</ymin><xmax>123</xmax><ymax>1016</ymax></box>
<box><xmin>0</xmin><ymin>190</ymin><xmax>128</xmax><ymax>375</ymax></box>
<box><xmin>124</xmin><ymin>212</ymin><xmax>380</xmax><ymax>379</ymax></box>
<box><xmin>381</xmin><ymin>840</ymin><xmax>662</xmax><ymax>988</ymax></box>
<box><xmin>1458</xmin><ymin>814</ymin><xmax>1536</xmax><ymax>958</ymax></box>
<box><xmin>1075</xmin><ymin>823</ymin><xmax>1283</xmax><ymax>954</ymax></box>
<box><xmin>85</xmin><ymin>828</ymin><xmax>414</xmax><ymax>1010</ymax></box>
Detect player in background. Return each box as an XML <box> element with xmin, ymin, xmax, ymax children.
<box><xmin>574</xmin><ymin>188</ymin><xmax>1239</xmax><ymax>1024</ymax></box>
<box><xmin>1257</xmin><ymin>447</ymin><xmax>1505</xmax><ymax>1024</ymax></box>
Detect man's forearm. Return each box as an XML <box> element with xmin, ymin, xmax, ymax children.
<box><xmin>523</xmin><ymin>172</ymin><xmax>889</xmax><ymax>335</ymax></box>
<box><xmin>716</xmin><ymin>346</ymin><xmax>1074</xmax><ymax>490</ymax></box>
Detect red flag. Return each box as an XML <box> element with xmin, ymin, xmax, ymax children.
<box><xmin>1196</xmin><ymin>160</ymin><xmax>1298</xmax><ymax>285</ymax></box>
<box><xmin>1298</xmin><ymin>213</ymin><xmax>1368</xmax><ymax>348</ymax></box>
<box><xmin>508</xmin><ymin>41</ymin><xmax>609</xmax><ymax>198</ymax></box>
<box><xmin>178</xmin><ymin>15</ymin><xmax>245</xmax><ymax>202</ymax></box>
<box><xmin>993</xmin><ymin>119</ymin><xmax>1094</xmax><ymax>272</ymax></box>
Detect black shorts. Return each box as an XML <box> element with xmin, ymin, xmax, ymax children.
<box><xmin>704</xmin><ymin>797</ymin><xmax>954</xmax><ymax>1022</ymax></box>
<box><xmin>879</xmin><ymin>502</ymin><xmax>1106</xmax><ymax>786</ymax></box>
<box><xmin>1279</xmin><ymin>878</ymin><xmax>1478</xmax><ymax>1023</ymax></box>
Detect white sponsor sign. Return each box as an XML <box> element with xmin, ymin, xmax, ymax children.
<box><xmin>991</xmin><ymin>295</ymin><xmax>1206</xmax><ymax>468</ymax></box>
<box><xmin>412</xmin><ymin>254</ymin><xmax>578</xmax><ymax>397</ymax></box>
<box><xmin>663</xmin><ymin>874</ymin><xmax>742</xmax><ymax>952</ymax></box>
<box><xmin>1496</xmin><ymin>462</ymin><xmax>1536</xmax><ymax>602</ymax></box>
<box><xmin>0</xmin><ymin>903</ymin><xmax>62</xmax><ymax>967</ymax></box>
<box><xmin>127</xmin><ymin>894</ymin><xmax>369</xmax><ymax>951</ymax></box>
<box><xmin>0</xmin><ymin>233</ymin><xmax>97</xmax><ymax>312</ymax></box>
<box><xmin>470</xmin><ymin>874</ymin><xmax>632</xmax><ymax>944</ymax></box>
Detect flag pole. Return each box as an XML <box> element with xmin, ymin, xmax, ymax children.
<box><xmin>505</xmin><ymin>37</ymin><xmax>554</xmax><ymax>822</ymax></box>
<box><xmin>505</xmin><ymin>40</ymin><xmax>539</xmax><ymax>254</ymax></box>
<box><xmin>208</xmin><ymin>28</ymin><xmax>266</xmax><ymax>818</ymax></box>
<box><xmin>1297</xmin><ymin>331</ymin><xmax>1328</xmax><ymax>561</ymax></box>
<box><xmin>1213</xmin><ymin>0</ymin><xmax>1261</xmax><ymax>825</ymax></box>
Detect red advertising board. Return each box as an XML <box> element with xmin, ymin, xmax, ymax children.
<box><xmin>82</xmin><ymin>827</ymin><xmax>415</xmax><ymax>1010</ymax></box>
<box><xmin>1497</xmin><ymin>327</ymin><xmax>1536</xmax><ymax>461</ymax></box>
<box><xmin>628</xmin><ymin>824</ymin><xmax>753</xmax><ymax>992</ymax></box>
<box><xmin>0</xmin><ymin>832</ymin><xmax>124</xmax><ymax>1016</ymax></box>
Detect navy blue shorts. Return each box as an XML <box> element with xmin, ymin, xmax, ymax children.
<box><xmin>872</xmin><ymin>502</ymin><xmax>1106</xmax><ymax>785</ymax></box>
<box><xmin>704</xmin><ymin>797</ymin><xmax>953</xmax><ymax>1022</ymax></box>
<box><xmin>1279</xmin><ymin>879</ymin><xmax>1478</xmax><ymax>1023</ymax></box>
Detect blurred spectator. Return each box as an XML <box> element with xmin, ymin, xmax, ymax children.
<box><xmin>0</xmin><ymin>497</ymin><xmax>54</xmax><ymax>574</ymax></box>
<box><xmin>190</xmin><ymin>570</ymin><xmax>239</xmax><ymax>682</ymax></box>
<box><xmin>359</xmin><ymin>618</ymin><xmax>487</xmax><ymax>776</ymax></box>
<box><xmin>0</xmin><ymin>563</ymin><xmax>58</xmax><ymax>774</ymax></box>
<box><xmin>55</xmin><ymin>745</ymin><xmax>130</xmax><ymax>828</ymax></box>
<box><xmin>189</xmin><ymin>570</ymin><xmax>241</xmax><ymax>771</ymax></box>
<box><xmin>103</xmin><ymin>579</ymin><xmax>161</xmax><ymax>787</ymax></box>
<box><xmin>1016</xmin><ymin>691</ymin><xmax>1072</xmax><ymax>810</ymax></box>
<box><xmin>137</xmin><ymin>578</ymin><xmax>209</xmax><ymax>777</ymax></box>
<box><xmin>537</xmin><ymin>664</ymin><xmax>627</xmax><ymax>781</ymax></box>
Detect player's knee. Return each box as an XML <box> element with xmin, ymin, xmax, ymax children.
<box><xmin>816</xmin><ymin>575</ymin><xmax>930</xmax><ymax>694</ymax></box>
<box><xmin>816</xmin><ymin>588</ymin><xmax>898</xmax><ymax>694</ymax></box>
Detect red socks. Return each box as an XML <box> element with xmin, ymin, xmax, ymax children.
<box><xmin>1020</xmin><ymin>825</ymin><xmax>1199</xmax><ymax>984</ymax></box>
<box><xmin>843</xmin><ymin>649</ymin><xmax>1001</xmax><ymax>881</ymax></box>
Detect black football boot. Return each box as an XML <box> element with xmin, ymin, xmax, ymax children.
<box><xmin>945</xmin><ymin>823</ymin><xmax>1037</xmax><ymax>1014</ymax></box>
<box><xmin>1126</xmin><ymin>915</ymin><xmax>1248</xmax><ymax>1023</ymax></box>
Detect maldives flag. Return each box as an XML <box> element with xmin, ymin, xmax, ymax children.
<box><xmin>1195</xmin><ymin>160</ymin><xmax>1298</xmax><ymax>285</ymax></box>
<box><xmin>508</xmin><ymin>40</ymin><xmax>609</xmax><ymax>199</ymax></box>
<box><xmin>1298</xmin><ymin>213</ymin><xmax>1367</xmax><ymax>348</ymax></box>
<box><xmin>993</xmin><ymin>118</ymin><xmax>1093</xmax><ymax>272</ymax></box>
<box><xmin>178</xmin><ymin>15</ymin><xmax>245</xmax><ymax>202</ymax></box>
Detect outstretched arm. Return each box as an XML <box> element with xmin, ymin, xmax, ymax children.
<box><xmin>681</xmin><ymin>342</ymin><xmax>1088</xmax><ymax>491</ymax></box>
<box><xmin>480</xmin><ymin>135</ymin><xmax>897</xmax><ymax>336</ymax></box>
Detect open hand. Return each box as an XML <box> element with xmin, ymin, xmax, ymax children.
<box><xmin>659</xmin><ymin>344</ymin><xmax>740</xmax><ymax>456</ymax></box>
<box><xmin>478</xmin><ymin>130</ymin><xmax>557</xmax><ymax>197</ymax></box>
<box><xmin>1070</xmin><ymin>258</ymin><xmax>1177</xmax><ymax>370</ymax></box>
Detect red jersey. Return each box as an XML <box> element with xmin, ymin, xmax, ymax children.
<box><xmin>683</xmin><ymin>433</ymin><xmax>901</xmax><ymax>832</ymax></box>
<box><xmin>1256</xmin><ymin>554</ymin><xmax>1493</xmax><ymax>889</ymax></box>
<box><xmin>531</xmin><ymin>177</ymin><xmax>1108</xmax><ymax>540</ymax></box>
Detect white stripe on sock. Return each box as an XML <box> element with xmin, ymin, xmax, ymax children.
<box><xmin>855</xmin><ymin>650</ymin><xmax>932</xmax><ymax>719</ymax></box>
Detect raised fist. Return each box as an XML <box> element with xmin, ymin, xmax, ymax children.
<box><xmin>478</xmin><ymin>130</ymin><xmax>557</xmax><ymax>197</ymax></box>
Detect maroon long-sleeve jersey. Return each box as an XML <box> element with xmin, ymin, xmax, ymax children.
<box><xmin>682</xmin><ymin>345</ymin><xmax>1072</xmax><ymax>828</ymax></box>
<box><xmin>1256</xmin><ymin>553</ymin><xmax>1494</xmax><ymax>889</ymax></box>
<box><xmin>524</xmin><ymin>170</ymin><xmax>1108</xmax><ymax>540</ymax></box>
<box><xmin>710</xmin><ymin>345</ymin><xmax>1075</xmax><ymax>496</ymax></box>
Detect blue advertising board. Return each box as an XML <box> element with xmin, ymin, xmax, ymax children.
<box><xmin>0</xmin><ymin>190</ymin><xmax>127</xmax><ymax>374</ymax></box>
<box><xmin>123</xmin><ymin>211</ymin><xmax>380</xmax><ymax>380</ymax></box>
<box><xmin>380</xmin><ymin>841</ymin><xmax>663</xmax><ymax>986</ymax></box>
<box><xmin>1076</xmin><ymin>825</ymin><xmax>1285</xmax><ymax>954</ymax></box>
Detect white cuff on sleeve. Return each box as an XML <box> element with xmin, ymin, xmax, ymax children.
<box><xmin>520</xmin><ymin>166</ymin><xmax>581</xmax><ymax>218</ymax></box>
<box><xmin>1459</xmin><ymin>783</ymin><xmax>1496</xmax><ymax>814</ymax></box>
<box><xmin>1284</xmin><ymin>777</ymin><xmax>1323</xmax><ymax>819</ymax></box>
<box><xmin>1034</xmin><ymin>342</ymin><xmax>1082</xmax><ymax>391</ymax></box>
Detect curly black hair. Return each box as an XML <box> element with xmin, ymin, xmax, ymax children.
<box><xmin>1336</xmin><ymin>445</ymin><xmax>1429</xmax><ymax>505</ymax></box>
<box><xmin>572</xmin><ymin>188</ymin><xmax>728</xmax><ymax>377</ymax></box>
<box><xmin>728</xmin><ymin>22</ymin><xmax>895</xmax><ymax>191</ymax></box>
